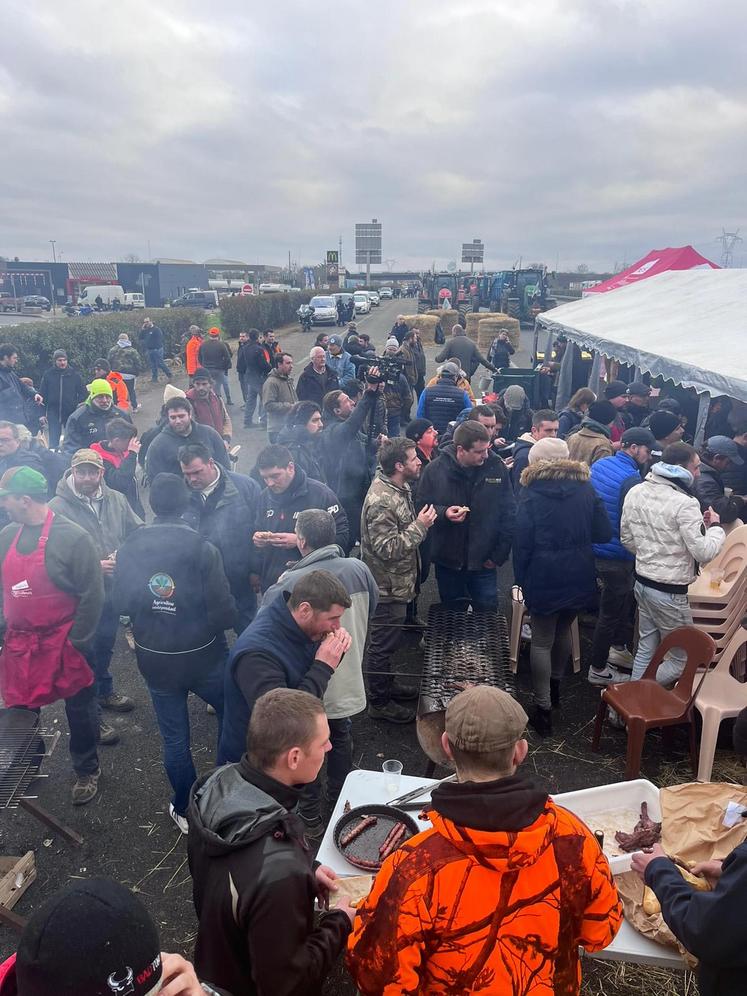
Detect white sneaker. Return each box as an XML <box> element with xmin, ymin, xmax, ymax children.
<box><xmin>587</xmin><ymin>665</ymin><xmax>630</xmax><ymax>687</ymax></box>
<box><xmin>608</xmin><ymin>646</ymin><xmax>634</xmax><ymax>668</ymax></box>
<box><xmin>521</xmin><ymin>623</ymin><xmax>532</xmax><ymax>642</ymax></box>
<box><xmin>607</xmin><ymin>707</ymin><xmax>626</xmax><ymax>730</ymax></box>
<box><xmin>169</xmin><ymin>803</ymin><xmax>188</xmax><ymax>835</ymax></box>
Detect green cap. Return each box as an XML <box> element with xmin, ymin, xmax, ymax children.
<box><xmin>0</xmin><ymin>466</ymin><xmax>48</xmax><ymax>497</ymax></box>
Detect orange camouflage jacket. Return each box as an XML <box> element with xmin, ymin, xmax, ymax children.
<box><xmin>347</xmin><ymin>787</ymin><xmax>622</xmax><ymax>995</ymax></box>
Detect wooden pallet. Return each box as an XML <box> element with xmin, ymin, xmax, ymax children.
<box><xmin>0</xmin><ymin>851</ymin><xmax>36</xmax><ymax>931</ymax></box>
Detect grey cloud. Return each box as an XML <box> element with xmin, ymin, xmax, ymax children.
<box><xmin>1</xmin><ymin>0</ymin><xmax>745</xmax><ymax>270</ymax></box>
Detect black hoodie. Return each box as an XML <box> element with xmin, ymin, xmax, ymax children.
<box><xmin>187</xmin><ymin>758</ymin><xmax>350</xmax><ymax>996</ymax></box>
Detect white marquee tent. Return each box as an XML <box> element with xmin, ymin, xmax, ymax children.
<box><xmin>537</xmin><ymin>269</ymin><xmax>747</xmax><ymax>404</ymax></box>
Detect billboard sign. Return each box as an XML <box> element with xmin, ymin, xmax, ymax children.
<box><xmin>461</xmin><ymin>239</ymin><xmax>484</xmax><ymax>263</ymax></box>
<box><xmin>355</xmin><ymin>220</ymin><xmax>382</xmax><ymax>264</ymax></box>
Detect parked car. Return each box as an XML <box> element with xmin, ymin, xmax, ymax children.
<box><xmin>308</xmin><ymin>295</ymin><xmax>338</xmax><ymax>326</ymax></box>
<box><xmin>0</xmin><ymin>293</ymin><xmax>20</xmax><ymax>313</ymax></box>
<box><xmin>172</xmin><ymin>289</ymin><xmax>219</xmax><ymax>309</ymax></box>
<box><xmin>367</xmin><ymin>290</ymin><xmax>380</xmax><ymax>307</ymax></box>
<box><xmin>23</xmin><ymin>295</ymin><xmax>52</xmax><ymax>311</ymax></box>
<box><xmin>353</xmin><ymin>291</ymin><xmax>371</xmax><ymax>314</ymax></box>
<box><xmin>378</xmin><ymin>287</ymin><xmax>393</xmax><ymax>299</ymax></box>
<box><xmin>124</xmin><ymin>292</ymin><xmax>146</xmax><ymax>309</ymax></box>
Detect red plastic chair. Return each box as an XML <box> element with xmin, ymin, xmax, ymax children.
<box><xmin>591</xmin><ymin>627</ymin><xmax>716</xmax><ymax>780</ymax></box>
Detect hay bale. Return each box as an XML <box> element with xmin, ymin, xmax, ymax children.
<box><xmin>401</xmin><ymin>313</ymin><xmax>439</xmax><ymax>345</ymax></box>
<box><xmin>427</xmin><ymin>308</ymin><xmax>460</xmax><ymax>339</ymax></box>
<box><xmin>465</xmin><ymin>310</ymin><xmax>505</xmax><ymax>340</ymax></box>
<box><xmin>477</xmin><ymin>316</ymin><xmax>521</xmax><ymax>351</ymax></box>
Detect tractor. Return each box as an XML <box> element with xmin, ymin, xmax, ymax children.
<box><xmin>418</xmin><ymin>272</ymin><xmax>470</xmax><ymax>314</ymax></box>
<box><xmin>488</xmin><ymin>268</ymin><xmax>557</xmax><ymax>325</ymax></box>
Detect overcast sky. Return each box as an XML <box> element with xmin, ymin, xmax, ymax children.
<box><xmin>2</xmin><ymin>0</ymin><xmax>745</xmax><ymax>272</ymax></box>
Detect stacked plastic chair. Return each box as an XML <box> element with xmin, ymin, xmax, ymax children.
<box><xmin>688</xmin><ymin>524</ymin><xmax>747</xmax><ymax>665</ymax></box>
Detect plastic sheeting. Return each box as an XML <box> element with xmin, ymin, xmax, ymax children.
<box><xmin>537</xmin><ymin>270</ymin><xmax>747</xmax><ymax>403</ymax></box>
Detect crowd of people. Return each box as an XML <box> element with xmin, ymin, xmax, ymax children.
<box><xmin>1</xmin><ymin>310</ymin><xmax>746</xmax><ymax>996</ymax></box>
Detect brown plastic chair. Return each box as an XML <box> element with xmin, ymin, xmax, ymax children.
<box><xmin>591</xmin><ymin>626</ymin><xmax>716</xmax><ymax>780</ymax></box>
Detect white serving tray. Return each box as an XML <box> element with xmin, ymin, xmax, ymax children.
<box><xmin>552</xmin><ymin>778</ymin><xmax>661</xmax><ymax>873</ymax></box>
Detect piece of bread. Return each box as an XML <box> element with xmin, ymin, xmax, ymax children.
<box><xmin>330</xmin><ymin>875</ymin><xmax>374</xmax><ymax>909</ymax></box>
<box><xmin>643</xmin><ymin>865</ymin><xmax>710</xmax><ymax>917</ymax></box>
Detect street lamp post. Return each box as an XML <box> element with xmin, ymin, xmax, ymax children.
<box><xmin>49</xmin><ymin>240</ymin><xmax>57</xmax><ymax>263</ymax></box>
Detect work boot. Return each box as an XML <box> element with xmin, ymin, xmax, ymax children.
<box><xmin>390</xmin><ymin>681</ymin><xmax>419</xmax><ymax>702</ymax></box>
<box><xmin>529</xmin><ymin>706</ymin><xmax>552</xmax><ymax>738</ymax></box>
<box><xmin>367</xmin><ymin>700</ymin><xmax>416</xmax><ymax>724</ymax></box>
<box><xmin>97</xmin><ymin>721</ymin><xmax>120</xmax><ymax>746</ymax></box>
<box><xmin>100</xmin><ymin>692</ymin><xmax>135</xmax><ymax>713</ymax></box>
<box><xmin>72</xmin><ymin>769</ymin><xmax>101</xmax><ymax>806</ymax></box>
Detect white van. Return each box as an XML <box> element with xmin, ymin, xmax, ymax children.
<box><xmin>123</xmin><ymin>292</ymin><xmax>145</xmax><ymax>309</ymax></box>
<box><xmin>78</xmin><ymin>284</ymin><xmax>126</xmax><ymax>308</ymax></box>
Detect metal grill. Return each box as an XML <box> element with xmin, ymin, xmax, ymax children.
<box><xmin>0</xmin><ymin>708</ymin><xmax>58</xmax><ymax>810</ymax></box>
<box><xmin>417</xmin><ymin>605</ymin><xmax>516</xmax><ymax>766</ymax></box>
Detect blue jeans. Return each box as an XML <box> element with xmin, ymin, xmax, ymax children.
<box><xmin>209</xmin><ymin>369</ymin><xmax>232</xmax><ymax>404</ymax></box>
<box><xmin>631</xmin><ymin>582</ymin><xmax>692</xmax><ymax>686</ymax></box>
<box><xmin>148</xmin><ymin>347</ymin><xmax>171</xmax><ymax>381</ymax></box>
<box><xmin>146</xmin><ymin>665</ymin><xmax>225</xmax><ymax>815</ymax></box>
<box><xmin>435</xmin><ymin>564</ymin><xmax>498</xmax><ymax>611</ymax></box>
<box><xmin>92</xmin><ymin>598</ymin><xmax>120</xmax><ymax>701</ymax></box>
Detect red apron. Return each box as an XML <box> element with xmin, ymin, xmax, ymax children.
<box><xmin>0</xmin><ymin>509</ymin><xmax>93</xmax><ymax>708</ymax></box>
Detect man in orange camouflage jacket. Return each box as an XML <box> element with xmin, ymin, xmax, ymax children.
<box><xmin>347</xmin><ymin>686</ymin><xmax>622</xmax><ymax>995</ymax></box>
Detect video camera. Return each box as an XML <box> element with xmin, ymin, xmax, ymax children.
<box><xmin>362</xmin><ymin>353</ymin><xmax>405</xmax><ymax>388</ymax></box>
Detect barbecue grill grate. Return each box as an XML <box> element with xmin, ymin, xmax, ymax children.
<box><xmin>419</xmin><ymin>604</ymin><xmax>515</xmax><ymax>714</ymax></box>
<box><xmin>0</xmin><ymin>709</ymin><xmax>58</xmax><ymax>810</ymax></box>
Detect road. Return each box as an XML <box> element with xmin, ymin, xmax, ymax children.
<box><xmin>0</xmin><ymin>300</ymin><xmax>686</xmax><ymax>995</ymax></box>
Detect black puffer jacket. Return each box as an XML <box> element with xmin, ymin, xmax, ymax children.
<box><xmin>188</xmin><ymin>759</ymin><xmax>351</xmax><ymax>996</ymax></box>
<box><xmin>144</xmin><ymin>420</ymin><xmax>229</xmax><ymax>480</ymax></box>
<box><xmin>0</xmin><ymin>367</ymin><xmax>35</xmax><ymax>424</ymax></box>
<box><xmin>416</xmin><ymin>443</ymin><xmax>516</xmax><ymax>570</ymax></box>
<box><xmin>296</xmin><ymin>362</ymin><xmax>339</xmax><ymax>407</ymax></box>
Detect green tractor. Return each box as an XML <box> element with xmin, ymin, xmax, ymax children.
<box><xmin>496</xmin><ymin>268</ymin><xmax>557</xmax><ymax>325</ymax></box>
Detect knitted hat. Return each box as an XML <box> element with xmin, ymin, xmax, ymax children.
<box><xmin>191</xmin><ymin>367</ymin><xmax>212</xmax><ymax>382</ymax></box>
<box><xmin>52</xmin><ymin>349</ymin><xmax>67</xmax><ymax>361</ymax></box>
<box><xmin>15</xmin><ymin>878</ymin><xmax>162</xmax><ymax>996</ymax></box>
<box><xmin>588</xmin><ymin>400</ymin><xmax>617</xmax><ymax>425</ymax></box>
<box><xmin>649</xmin><ymin>411</ymin><xmax>681</xmax><ymax>440</ymax></box>
<box><xmin>163</xmin><ymin>384</ymin><xmax>186</xmax><ymax>403</ymax></box>
<box><xmin>528</xmin><ymin>437</ymin><xmax>570</xmax><ymax>464</ymax></box>
<box><xmin>405</xmin><ymin>418</ymin><xmax>435</xmax><ymax>443</ymax></box>
<box><xmin>149</xmin><ymin>473</ymin><xmax>190</xmax><ymax>515</ymax></box>
<box><xmin>502</xmin><ymin>385</ymin><xmax>527</xmax><ymax>411</ymax></box>
<box><xmin>385</xmin><ymin>337</ymin><xmax>399</xmax><ymax>351</ymax></box>
<box><xmin>86</xmin><ymin>378</ymin><xmax>113</xmax><ymax>399</ymax></box>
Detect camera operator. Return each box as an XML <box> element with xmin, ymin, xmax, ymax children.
<box><xmin>380</xmin><ymin>338</ymin><xmax>412</xmax><ymax>437</ymax></box>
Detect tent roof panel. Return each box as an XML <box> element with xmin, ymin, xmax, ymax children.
<box><xmin>537</xmin><ymin>269</ymin><xmax>747</xmax><ymax>401</ymax></box>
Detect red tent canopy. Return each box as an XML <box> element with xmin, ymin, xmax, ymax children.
<box><xmin>586</xmin><ymin>246</ymin><xmax>719</xmax><ymax>294</ymax></box>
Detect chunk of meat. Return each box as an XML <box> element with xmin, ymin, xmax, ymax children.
<box><xmin>614</xmin><ymin>802</ymin><xmax>662</xmax><ymax>853</ymax></box>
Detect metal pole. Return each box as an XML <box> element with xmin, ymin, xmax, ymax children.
<box><xmin>366</xmin><ymin>253</ymin><xmax>371</xmax><ymax>288</ymax></box>
<box><xmin>49</xmin><ymin>240</ymin><xmax>56</xmax><ymax>263</ymax></box>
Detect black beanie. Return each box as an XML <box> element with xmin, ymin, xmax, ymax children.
<box><xmin>405</xmin><ymin>418</ymin><xmax>434</xmax><ymax>442</ymax></box>
<box><xmin>588</xmin><ymin>400</ymin><xmax>617</xmax><ymax>426</ymax></box>
<box><xmin>15</xmin><ymin>878</ymin><xmax>162</xmax><ymax>996</ymax></box>
<box><xmin>149</xmin><ymin>473</ymin><xmax>190</xmax><ymax>515</ymax></box>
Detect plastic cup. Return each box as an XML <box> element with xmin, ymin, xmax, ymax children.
<box><xmin>382</xmin><ymin>759</ymin><xmax>403</xmax><ymax>794</ymax></box>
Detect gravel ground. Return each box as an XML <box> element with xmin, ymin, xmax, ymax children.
<box><xmin>1</xmin><ymin>302</ymin><xmax>702</xmax><ymax>993</ymax></box>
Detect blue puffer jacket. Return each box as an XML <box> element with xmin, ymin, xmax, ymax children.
<box><xmin>590</xmin><ymin>450</ymin><xmax>641</xmax><ymax>560</ymax></box>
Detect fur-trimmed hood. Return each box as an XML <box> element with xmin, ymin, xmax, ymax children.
<box><xmin>520</xmin><ymin>458</ymin><xmax>590</xmax><ymax>488</ymax></box>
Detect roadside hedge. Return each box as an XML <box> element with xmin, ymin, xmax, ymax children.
<box><xmin>220</xmin><ymin>291</ymin><xmax>314</xmax><ymax>339</ymax></box>
<box><xmin>1</xmin><ymin>308</ymin><xmax>207</xmax><ymax>384</ymax></box>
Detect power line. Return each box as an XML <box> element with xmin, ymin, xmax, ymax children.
<box><xmin>716</xmin><ymin>228</ymin><xmax>742</xmax><ymax>268</ymax></box>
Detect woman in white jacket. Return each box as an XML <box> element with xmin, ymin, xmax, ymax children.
<box><xmin>620</xmin><ymin>441</ymin><xmax>725</xmax><ymax>685</ymax></box>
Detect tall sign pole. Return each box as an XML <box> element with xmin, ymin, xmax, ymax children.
<box><xmin>461</xmin><ymin>238</ymin><xmax>485</xmax><ymax>275</ymax></box>
<box><xmin>355</xmin><ymin>219</ymin><xmax>382</xmax><ymax>288</ymax></box>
